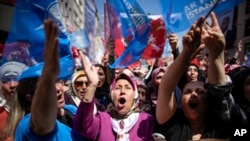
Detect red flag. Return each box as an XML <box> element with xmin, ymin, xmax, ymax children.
<box><xmin>141</xmin><ymin>18</ymin><xmax>167</xmax><ymax>59</ymax></box>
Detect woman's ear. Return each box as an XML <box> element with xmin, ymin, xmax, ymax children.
<box><xmin>25</xmin><ymin>94</ymin><xmax>33</xmax><ymax>102</ymax></box>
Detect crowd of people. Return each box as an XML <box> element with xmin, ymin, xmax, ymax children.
<box><xmin>0</xmin><ymin>12</ymin><xmax>249</xmax><ymax>141</ymax></box>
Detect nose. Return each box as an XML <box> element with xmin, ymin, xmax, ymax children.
<box><xmin>190</xmin><ymin>91</ymin><xmax>198</xmax><ymax>98</ymax></box>
<box><xmin>190</xmin><ymin>69</ymin><xmax>195</xmax><ymax>75</ymax></box>
<box><xmin>9</xmin><ymin>81</ymin><xmax>17</xmax><ymax>90</ymax></box>
<box><xmin>119</xmin><ymin>88</ymin><xmax>126</xmax><ymax>95</ymax></box>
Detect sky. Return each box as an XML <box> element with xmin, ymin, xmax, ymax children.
<box><xmin>95</xmin><ymin>0</ymin><xmax>162</xmax><ymax>20</ymax></box>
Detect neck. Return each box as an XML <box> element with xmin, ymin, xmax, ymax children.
<box><xmin>189</xmin><ymin>118</ymin><xmax>206</xmax><ymax>135</ymax></box>
<box><xmin>57</xmin><ymin>108</ymin><xmax>65</xmax><ymax>117</ymax></box>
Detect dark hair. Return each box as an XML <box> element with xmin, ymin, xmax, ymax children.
<box><xmin>230</xmin><ymin>66</ymin><xmax>250</xmax><ymax>104</ymax></box>
<box><xmin>16</xmin><ymin>77</ymin><xmax>39</xmax><ymax>114</ymax></box>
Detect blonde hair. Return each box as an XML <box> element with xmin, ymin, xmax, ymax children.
<box><xmin>3</xmin><ymin>91</ymin><xmax>25</xmax><ymax>139</ymax></box>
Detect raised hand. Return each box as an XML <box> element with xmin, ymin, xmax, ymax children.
<box><xmin>43</xmin><ymin>20</ymin><xmax>60</xmax><ymax>78</ymax></box>
<box><xmin>168</xmin><ymin>34</ymin><xmax>178</xmax><ymax>51</ymax></box>
<box><xmin>202</xmin><ymin>12</ymin><xmax>226</xmax><ymax>56</ymax></box>
<box><xmin>182</xmin><ymin>17</ymin><xmax>204</xmax><ymax>53</ymax></box>
<box><xmin>79</xmin><ymin>51</ymin><xmax>99</xmax><ymax>87</ymax></box>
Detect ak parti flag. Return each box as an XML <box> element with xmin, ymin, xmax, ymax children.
<box><xmin>158</xmin><ymin>0</ymin><xmax>246</xmax><ymax>33</ymax></box>
<box><xmin>3</xmin><ymin>0</ymin><xmax>74</xmax><ymax>79</ymax></box>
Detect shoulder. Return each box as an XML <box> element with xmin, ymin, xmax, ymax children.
<box><xmin>15</xmin><ymin>114</ymin><xmax>78</xmax><ymax>141</ymax></box>
<box><xmin>138</xmin><ymin>112</ymin><xmax>154</xmax><ymax>123</ymax></box>
<box><xmin>64</xmin><ymin>104</ymin><xmax>77</xmax><ymax>115</ymax></box>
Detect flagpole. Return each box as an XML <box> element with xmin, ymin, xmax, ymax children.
<box><xmin>203</xmin><ymin>0</ymin><xmax>221</xmax><ymax>21</ymax></box>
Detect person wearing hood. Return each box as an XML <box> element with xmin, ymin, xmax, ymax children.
<box><xmin>178</xmin><ymin>63</ymin><xmax>205</xmax><ymax>91</ymax></box>
<box><xmin>0</xmin><ymin>61</ymin><xmax>26</xmax><ymax>140</ymax></box>
<box><xmin>73</xmin><ymin>52</ymin><xmax>154</xmax><ymax>140</ymax></box>
<box><xmin>150</xmin><ymin>66</ymin><xmax>182</xmax><ymax>112</ymax></box>
<box><xmin>67</xmin><ymin>70</ymin><xmax>88</xmax><ymax>107</ymax></box>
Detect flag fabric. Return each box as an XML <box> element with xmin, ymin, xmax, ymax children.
<box><xmin>104</xmin><ymin>3</ymin><xmax>111</xmax><ymax>45</ymax></box>
<box><xmin>69</xmin><ymin>29</ymin><xmax>90</xmax><ymax>50</ymax></box>
<box><xmin>158</xmin><ymin>0</ymin><xmax>246</xmax><ymax>33</ymax></box>
<box><xmin>107</xmin><ymin>0</ymin><xmax>150</xmax><ymax>68</ymax></box>
<box><xmin>18</xmin><ymin>55</ymin><xmax>74</xmax><ymax>80</ymax></box>
<box><xmin>3</xmin><ymin>0</ymin><xmax>73</xmax><ymax>79</ymax></box>
<box><xmin>84</xmin><ymin>0</ymin><xmax>104</xmax><ymax>64</ymax></box>
<box><xmin>141</xmin><ymin>18</ymin><xmax>167</xmax><ymax>59</ymax></box>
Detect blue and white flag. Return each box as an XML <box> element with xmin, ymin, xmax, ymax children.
<box><xmin>3</xmin><ymin>0</ymin><xmax>73</xmax><ymax>79</ymax></box>
<box><xmin>159</xmin><ymin>0</ymin><xmax>246</xmax><ymax>33</ymax></box>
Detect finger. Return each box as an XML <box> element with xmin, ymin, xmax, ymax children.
<box><xmin>187</xmin><ymin>30</ymin><xmax>195</xmax><ymax>38</ymax></box>
<box><xmin>210</xmin><ymin>12</ymin><xmax>219</xmax><ymax>28</ymax></box>
<box><xmin>44</xmin><ymin>20</ymin><xmax>50</xmax><ymax>48</ymax></box>
<box><xmin>79</xmin><ymin>51</ymin><xmax>91</xmax><ymax>70</ymax></box>
<box><xmin>196</xmin><ymin>16</ymin><xmax>205</xmax><ymax>27</ymax></box>
<box><xmin>203</xmin><ymin>21</ymin><xmax>211</xmax><ymax>31</ymax></box>
<box><xmin>183</xmin><ymin>35</ymin><xmax>193</xmax><ymax>44</ymax></box>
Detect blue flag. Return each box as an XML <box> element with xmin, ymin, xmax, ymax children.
<box><xmin>3</xmin><ymin>0</ymin><xmax>73</xmax><ymax>79</ymax></box>
<box><xmin>159</xmin><ymin>0</ymin><xmax>246</xmax><ymax>33</ymax></box>
<box><xmin>107</xmin><ymin>0</ymin><xmax>150</xmax><ymax>68</ymax></box>
<box><xmin>18</xmin><ymin>55</ymin><xmax>74</xmax><ymax>80</ymax></box>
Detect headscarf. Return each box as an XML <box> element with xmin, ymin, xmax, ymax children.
<box><xmin>0</xmin><ymin>61</ymin><xmax>26</xmax><ymax>112</ymax></box>
<box><xmin>109</xmin><ymin>73</ymin><xmax>139</xmax><ymax>141</ymax></box>
<box><xmin>70</xmin><ymin>70</ymin><xmax>86</xmax><ymax>106</ymax></box>
<box><xmin>109</xmin><ymin>73</ymin><xmax>139</xmax><ymax>119</ymax></box>
<box><xmin>150</xmin><ymin>67</ymin><xmax>167</xmax><ymax>105</ymax></box>
<box><xmin>0</xmin><ymin>61</ymin><xmax>27</xmax><ymax>82</ymax></box>
<box><xmin>178</xmin><ymin>63</ymin><xmax>204</xmax><ymax>91</ymax></box>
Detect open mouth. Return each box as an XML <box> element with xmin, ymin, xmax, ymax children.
<box><xmin>189</xmin><ymin>101</ymin><xmax>199</xmax><ymax>109</ymax></box>
<box><xmin>118</xmin><ymin>97</ymin><xmax>126</xmax><ymax>105</ymax></box>
<box><xmin>57</xmin><ymin>95</ymin><xmax>62</xmax><ymax>100</ymax></box>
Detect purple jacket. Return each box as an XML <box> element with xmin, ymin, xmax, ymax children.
<box><xmin>73</xmin><ymin>100</ymin><xmax>154</xmax><ymax>141</ymax></box>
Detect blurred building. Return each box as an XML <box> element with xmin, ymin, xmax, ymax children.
<box><xmin>58</xmin><ymin>0</ymin><xmax>85</xmax><ymax>32</ymax></box>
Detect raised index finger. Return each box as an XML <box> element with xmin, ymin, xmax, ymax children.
<box><xmin>210</xmin><ymin>12</ymin><xmax>219</xmax><ymax>28</ymax></box>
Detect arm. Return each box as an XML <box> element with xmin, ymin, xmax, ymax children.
<box><xmin>30</xmin><ymin>20</ymin><xmax>59</xmax><ymax>135</ymax></box>
<box><xmin>203</xmin><ymin>12</ymin><xmax>226</xmax><ymax>85</ymax></box>
<box><xmin>73</xmin><ymin>51</ymin><xmax>101</xmax><ymax>139</ymax></box>
<box><xmin>106</xmin><ymin>36</ymin><xmax>116</xmax><ymax>85</ymax></box>
<box><xmin>156</xmin><ymin>17</ymin><xmax>204</xmax><ymax>124</ymax></box>
<box><xmin>204</xmin><ymin>13</ymin><xmax>247</xmax><ymax>123</ymax></box>
<box><xmin>168</xmin><ymin>34</ymin><xmax>179</xmax><ymax>60</ymax></box>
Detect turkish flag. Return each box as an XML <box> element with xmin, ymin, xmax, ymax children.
<box><xmin>141</xmin><ymin>18</ymin><xmax>167</xmax><ymax>59</ymax></box>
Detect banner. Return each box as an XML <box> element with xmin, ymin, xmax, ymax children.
<box><xmin>158</xmin><ymin>0</ymin><xmax>246</xmax><ymax>33</ymax></box>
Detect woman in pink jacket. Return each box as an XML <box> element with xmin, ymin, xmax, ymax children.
<box><xmin>73</xmin><ymin>52</ymin><xmax>154</xmax><ymax>141</ymax></box>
